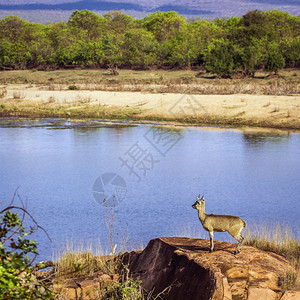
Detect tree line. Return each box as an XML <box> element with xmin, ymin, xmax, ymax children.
<box><xmin>0</xmin><ymin>9</ymin><xmax>299</xmax><ymax>77</ymax></box>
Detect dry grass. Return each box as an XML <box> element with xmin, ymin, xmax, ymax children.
<box><xmin>245</xmin><ymin>224</ymin><xmax>300</xmax><ymax>270</ymax></box>
<box><xmin>0</xmin><ymin>87</ymin><xmax>7</xmax><ymax>98</ymax></box>
<box><xmin>0</xmin><ymin>69</ymin><xmax>299</xmax><ymax>96</ymax></box>
<box><xmin>54</xmin><ymin>240</ymin><xmax>122</xmax><ymax>280</ymax></box>
<box><xmin>0</xmin><ymin>101</ymin><xmax>143</xmax><ymax>120</ymax></box>
<box><xmin>48</xmin><ymin>96</ymin><xmax>56</xmax><ymax>103</ymax></box>
<box><xmin>12</xmin><ymin>91</ymin><xmax>26</xmax><ymax>99</ymax></box>
<box><xmin>278</xmin><ymin>270</ymin><xmax>298</xmax><ymax>292</ymax></box>
<box><xmin>76</xmin><ymin>94</ymin><xmax>92</xmax><ymax>104</ymax></box>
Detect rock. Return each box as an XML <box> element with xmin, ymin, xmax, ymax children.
<box><xmin>122</xmin><ymin>237</ymin><xmax>298</xmax><ymax>300</ymax></box>
<box><xmin>280</xmin><ymin>286</ymin><xmax>300</xmax><ymax>300</ymax></box>
<box><xmin>247</xmin><ymin>287</ymin><xmax>278</xmax><ymax>300</ymax></box>
<box><xmin>53</xmin><ymin>272</ymin><xmax>115</xmax><ymax>300</ymax></box>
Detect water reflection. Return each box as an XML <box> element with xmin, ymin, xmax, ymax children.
<box><xmin>242</xmin><ymin>129</ymin><xmax>291</xmax><ymax>146</ymax></box>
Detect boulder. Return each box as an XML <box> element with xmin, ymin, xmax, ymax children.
<box><xmin>122</xmin><ymin>237</ymin><xmax>299</xmax><ymax>300</ymax></box>
<box><xmin>53</xmin><ymin>272</ymin><xmax>115</xmax><ymax>299</ymax></box>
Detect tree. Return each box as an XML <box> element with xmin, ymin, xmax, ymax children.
<box><xmin>234</xmin><ymin>39</ymin><xmax>264</xmax><ymax>77</ymax></box>
<box><xmin>46</xmin><ymin>21</ymin><xmax>72</xmax><ymax>50</ymax></box>
<box><xmin>202</xmin><ymin>38</ymin><xmax>236</xmax><ymax>77</ymax></box>
<box><xmin>263</xmin><ymin>41</ymin><xmax>285</xmax><ymax>74</ymax></box>
<box><xmin>280</xmin><ymin>38</ymin><xmax>300</xmax><ymax>68</ymax></box>
<box><xmin>68</xmin><ymin>10</ymin><xmax>106</xmax><ymax>40</ymax></box>
<box><xmin>121</xmin><ymin>29</ymin><xmax>158</xmax><ymax>68</ymax></box>
<box><xmin>104</xmin><ymin>11</ymin><xmax>135</xmax><ymax>34</ymax></box>
<box><xmin>163</xmin><ymin>29</ymin><xmax>199</xmax><ymax>68</ymax></box>
<box><xmin>101</xmin><ymin>34</ymin><xmax>123</xmax><ymax>67</ymax></box>
<box><xmin>0</xmin><ymin>41</ymin><xmax>13</xmax><ymax>68</ymax></box>
<box><xmin>0</xmin><ymin>16</ymin><xmax>26</xmax><ymax>43</ymax></box>
<box><xmin>141</xmin><ymin>11</ymin><xmax>187</xmax><ymax>42</ymax></box>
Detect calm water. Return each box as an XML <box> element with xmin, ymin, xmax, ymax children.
<box><xmin>0</xmin><ymin>119</ymin><xmax>299</xmax><ymax>261</ymax></box>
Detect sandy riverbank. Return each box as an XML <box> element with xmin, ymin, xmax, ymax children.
<box><xmin>0</xmin><ymin>84</ymin><xmax>299</xmax><ymax>130</ymax></box>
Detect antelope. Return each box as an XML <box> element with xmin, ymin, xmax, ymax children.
<box><xmin>192</xmin><ymin>195</ymin><xmax>246</xmax><ymax>254</ymax></box>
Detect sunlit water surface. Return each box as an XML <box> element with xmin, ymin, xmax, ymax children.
<box><xmin>0</xmin><ymin>119</ymin><xmax>299</xmax><ymax>261</ymax></box>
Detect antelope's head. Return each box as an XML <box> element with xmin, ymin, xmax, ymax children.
<box><xmin>192</xmin><ymin>194</ymin><xmax>205</xmax><ymax>210</ymax></box>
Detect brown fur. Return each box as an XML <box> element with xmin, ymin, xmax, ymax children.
<box><xmin>192</xmin><ymin>196</ymin><xmax>246</xmax><ymax>254</ymax></box>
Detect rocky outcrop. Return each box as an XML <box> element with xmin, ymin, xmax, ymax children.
<box><xmin>122</xmin><ymin>237</ymin><xmax>299</xmax><ymax>300</ymax></box>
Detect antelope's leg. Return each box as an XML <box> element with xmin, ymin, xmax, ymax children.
<box><xmin>209</xmin><ymin>231</ymin><xmax>214</xmax><ymax>252</ymax></box>
<box><xmin>234</xmin><ymin>233</ymin><xmax>244</xmax><ymax>254</ymax></box>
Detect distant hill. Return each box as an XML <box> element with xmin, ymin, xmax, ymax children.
<box><xmin>0</xmin><ymin>0</ymin><xmax>299</xmax><ymax>23</ymax></box>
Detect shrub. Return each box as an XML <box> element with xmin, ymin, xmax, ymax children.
<box><xmin>0</xmin><ymin>193</ymin><xmax>53</xmax><ymax>299</ymax></box>
<box><xmin>68</xmin><ymin>84</ymin><xmax>78</xmax><ymax>90</ymax></box>
<box><xmin>202</xmin><ymin>38</ymin><xmax>236</xmax><ymax>78</ymax></box>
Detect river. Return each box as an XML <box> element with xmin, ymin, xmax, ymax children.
<box><xmin>0</xmin><ymin>119</ymin><xmax>299</xmax><ymax>261</ymax></box>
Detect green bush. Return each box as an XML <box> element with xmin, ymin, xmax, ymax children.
<box><xmin>202</xmin><ymin>38</ymin><xmax>236</xmax><ymax>77</ymax></box>
<box><xmin>68</xmin><ymin>84</ymin><xmax>78</xmax><ymax>90</ymax></box>
<box><xmin>0</xmin><ymin>196</ymin><xmax>53</xmax><ymax>299</ymax></box>
<box><xmin>105</xmin><ymin>277</ymin><xmax>144</xmax><ymax>300</ymax></box>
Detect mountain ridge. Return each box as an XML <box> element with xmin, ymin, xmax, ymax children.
<box><xmin>0</xmin><ymin>0</ymin><xmax>299</xmax><ymax>23</ymax></box>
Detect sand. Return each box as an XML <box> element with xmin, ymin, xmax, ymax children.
<box><xmin>1</xmin><ymin>84</ymin><xmax>300</xmax><ymax>130</ymax></box>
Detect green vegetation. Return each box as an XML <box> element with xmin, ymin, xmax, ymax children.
<box><xmin>0</xmin><ymin>9</ymin><xmax>299</xmax><ymax>77</ymax></box>
<box><xmin>68</xmin><ymin>84</ymin><xmax>78</xmax><ymax>90</ymax></box>
<box><xmin>105</xmin><ymin>278</ymin><xmax>144</xmax><ymax>300</ymax></box>
<box><xmin>0</xmin><ymin>194</ymin><xmax>52</xmax><ymax>299</ymax></box>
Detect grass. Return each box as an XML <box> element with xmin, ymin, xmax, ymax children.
<box><xmin>0</xmin><ymin>100</ymin><xmax>298</xmax><ymax>130</ymax></box>
<box><xmin>12</xmin><ymin>91</ymin><xmax>26</xmax><ymax>99</ymax></box>
<box><xmin>54</xmin><ymin>240</ymin><xmax>121</xmax><ymax>279</ymax></box>
<box><xmin>0</xmin><ymin>87</ymin><xmax>7</xmax><ymax>98</ymax></box>
<box><xmin>52</xmin><ymin>205</ymin><xmax>147</xmax><ymax>299</ymax></box>
<box><xmin>54</xmin><ymin>243</ymin><xmax>168</xmax><ymax>299</ymax></box>
<box><xmin>245</xmin><ymin>224</ymin><xmax>300</xmax><ymax>270</ymax></box>
<box><xmin>51</xmin><ymin>204</ymin><xmax>174</xmax><ymax>299</ymax></box>
<box><xmin>0</xmin><ymin>101</ymin><xmax>143</xmax><ymax>120</ymax></box>
<box><xmin>54</xmin><ymin>243</ymin><xmax>145</xmax><ymax>299</ymax></box>
<box><xmin>0</xmin><ymin>69</ymin><xmax>299</xmax><ymax>96</ymax></box>
<box><xmin>278</xmin><ymin>270</ymin><xmax>298</xmax><ymax>292</ymax></box>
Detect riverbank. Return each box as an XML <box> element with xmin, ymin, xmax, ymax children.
<box><xmin>40</xmin><ymin>237</ymin><xmax>300</xmax><ymax>299</ymax></box>
<box><xmin>0</xmin><ymin>83</ymin><xmax>299</xmax><ymax>130</ymax></box>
